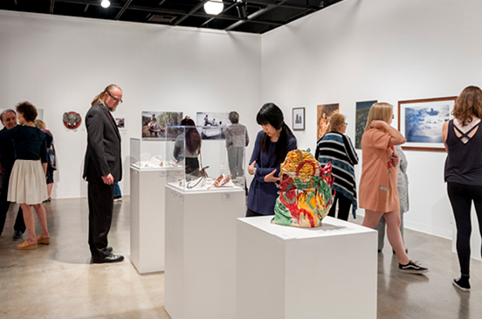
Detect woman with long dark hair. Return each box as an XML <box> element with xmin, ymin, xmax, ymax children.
<box><xmin>246</xmin><ymin>103</ymin><xmax>297</xmax><ymax>217</ymax></box>
<box><xmin>443</xmin><ymin>85</ymin><xmax>482</xmax><ymax>292</ymax></box>
<box><xmin>174</xmin><ymin>117</ymin><xmax>202</xmax><ymax>180</ymax></box>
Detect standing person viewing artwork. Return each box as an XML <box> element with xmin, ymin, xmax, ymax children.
<box><xmin>173</xmin><ymin>117</ymin><xmax>202</xmax><ymax>181</ymax></box>
<box><xmin>315</xmin><ymin>113</ymin><xmax>358</xmax><ymax>221</ymax></box>
<box><xmin>246</xmin><ymin>103</ymin><xmax>297</xmax><ymax>217</ymax></box>
<box><xmin>0</xmin><ymin>109</ymin><xmax>25</xmax><ymax>240</ymax></box>
<box><xmin>443</xmin><ymin>85</ymin><xmax>482</xmax><ymax>292</ymax></box>
<box><xmin>0</xmin><ymin>102</ymin><xmax>50</xmax><ymax>250</ymax></box>
<box><xmin>83</xmin><ymin>84</ymin><xmax>124</xmax><ymax>263</ymax></box>
<box><xmin>359</xmin><ymin>102</ymin><xmax>428</xmax><ymax>274</ymax></box>
<box><xmin>34</xmin><ymin>119</ymin><xmax>55</xmax><ymax>202</ymax></box>
<box><xmin>225</xmin><ymin>111</ymin><xmax>249</xmax><ymax>180</ymax></box>
<box><xmin>375</xmin><ymin>145</ymin><xmax>409</xmax><ymax>253</ymax></box>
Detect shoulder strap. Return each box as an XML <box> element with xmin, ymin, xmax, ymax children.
<box><xmin>453</xmin><ymin>122</ymin><xmax>480</xmax><ymax>140</ymax></box>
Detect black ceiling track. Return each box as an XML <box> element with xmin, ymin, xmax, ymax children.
<box><xmin>0</xmin><ymin>0</ymin><xmax>346</xmax><ymax>34</ymax></box>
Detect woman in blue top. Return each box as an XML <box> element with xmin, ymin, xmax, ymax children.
<box><xmin>246</xmin><ymin>103</ymin><xmax>297</xmax><ymax>217</ymax></box>
<box><xmin>0</xmin><ymin>102</ymin><xmax>50</xmax><ymax>250</ymax></box>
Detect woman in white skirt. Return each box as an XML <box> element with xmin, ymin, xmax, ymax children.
<box><xmin>0</xmin><ymin>102</ymin><xmax>50</xmax><ymax>249</ymax></box>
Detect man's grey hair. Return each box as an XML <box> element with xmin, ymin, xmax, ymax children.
<box><xmin>0</xmin><ymin>109</ymin><xmax>16</xmax><ymax>122</ymax></box>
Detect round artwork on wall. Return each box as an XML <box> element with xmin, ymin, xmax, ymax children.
<box><xmin>63</xmin><ymin>112</ymin><xmax>82</xmax><ymax>129</ymax></box>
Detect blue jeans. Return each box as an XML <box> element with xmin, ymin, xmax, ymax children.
<box><xmin>114</xmin><ymin>183</ymin><xmax>121</xmax><ymax>197</ymax></box>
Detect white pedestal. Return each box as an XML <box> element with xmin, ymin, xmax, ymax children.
<box><xmin>452</xmin><ymin>208</ymin><xmax>482</xmax><ymax>261</ymax></box>
<box><xmin>164</xmin><ymin>184</ymin><xmax>245</xmax><ymax>319</ymax></box>
<box><xmin>130</xmin><ymin>166</ymin><xmax>166</xmax><ymax>274</ymax></box>
<box><xmin>236</xmin><ymin>216</ymin><xmax>378</xmax><ymax>319</ymax></box>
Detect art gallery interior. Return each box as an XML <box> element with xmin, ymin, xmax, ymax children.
<box><xmin>1</xmin><ymin>0</ymin><xmax>482</xmax><ymax>318</ymax></box>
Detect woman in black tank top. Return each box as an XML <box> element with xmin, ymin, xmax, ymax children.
<box><xmin>443</xmin><ymin>85</ymin><xmax>482</xmax><ymax>292</ymax></box>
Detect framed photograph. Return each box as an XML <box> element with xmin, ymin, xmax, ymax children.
<box><xmin>398</xmin><ymin>96</ymin><xmax>457</xmax><ymax>151</ymax></box>
<box><xmin>292</xmin><ymin>107</ymin><xmax>305</xmax><ymax>131</ymax></box>
<box><xmin>115</xmin><ymin>117</ymin><xmax>126</xmax><ymax>130</ymax></box>
<box><xmin>355</xmin><ymin>100</ymin><xmax>377</xmax><ymax>149</ymax></box>
<box><xmin>196</xmin><ymin>112</ymin><xmax>231</xmax><ymax>140</ymax></box>
<box><xmin>317</xmin><ymin>103</ymin><xmax>339</xmax><ymax>140</ymax></box>
<box><xmin>142</xmin><ymin>111</ymin><xmax>183</xmax><ymax>139</ymax></box>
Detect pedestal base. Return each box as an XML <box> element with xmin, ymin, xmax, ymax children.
<box><xmin>236</xmin><ymin>216</ymin><xmax>377</xmax><ymax>319</ymax></box>
<box><xmin>130</xmin><ymin>167</ymin><xmax>166</xmax><ymax>274</ymax></box>
<box><xmin>165</xmin><ymin>185</ymin><xmax>245</xmax><ymax>319</ymax></box>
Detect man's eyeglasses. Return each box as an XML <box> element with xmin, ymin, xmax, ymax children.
<box><xmin>107</xmin><ymin>91</ymin><xmax>123</xmax><ymax>104</ymax></box>
<box><xmin>345</xmin><ymin>122</ymin><xmax>348</xmax><ymax>126</ymax></box>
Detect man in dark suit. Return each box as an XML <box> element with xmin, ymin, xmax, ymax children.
<box><xmin>83</xmin><ymin>84</ymin><xmax>124</xmax><ymax>263</ymax></box>
<box><xmin>0</xmin><ymin>109</ymin><xmax>26</xmax><ymax>240</ymax></box>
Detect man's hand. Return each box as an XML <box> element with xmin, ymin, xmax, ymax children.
<box><xmin>391</xmin><ymin>153</ymin><xmax>399</xmax><ymax>167</ymax></box>
<box><xmin>264</xmin><ymin>169</ymin><xmax>280</xmax><ymax>183</ymax></box>
<box><xmin>248</xmin><ymin>161</ymin><xmax>256</xmax><ymax>175</ymax></box>
<box><xmin>102</xmin><ymin>173</ymin><xmax>114</xmax><ymax>185</ymax></box>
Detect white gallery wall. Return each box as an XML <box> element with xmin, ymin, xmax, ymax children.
<box><xmin>0</xmin><ymin>10</ymin><xmax>261</xmax><ymax>199</ymax></box>
<box><xmin>261</xmin><ymin>0</ymin><xmax>482</xmax><ymax>239</ymax></box>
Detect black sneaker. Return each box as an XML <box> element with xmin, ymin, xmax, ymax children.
<box><xmin>399</xmin><ymin>260</ymin><xmax>428</xmax><ymax>274</ymax></box>
<box><xmin>453</xmin><ymin>276</ymin><xmax>470</xmax><ymax>292</ymax></box>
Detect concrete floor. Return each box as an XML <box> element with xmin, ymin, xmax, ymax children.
<box><xmin>0</xmin><ymin>197</ymin><xmax>481</xmax><ymax>319</ymax></box>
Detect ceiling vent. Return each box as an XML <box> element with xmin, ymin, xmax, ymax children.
<box><xmin>148</xmin><ymin>14</ymin><xmax>176</xmax><ymax>24</ymax></box>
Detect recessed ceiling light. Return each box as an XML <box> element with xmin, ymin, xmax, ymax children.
<box><xmin>101</xmin><ymin>0</ymin><xmax>111</xmax><ymax>9</ymax></box>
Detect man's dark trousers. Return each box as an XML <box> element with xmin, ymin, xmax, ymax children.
<box><xmin>87</xmin><ymin>178</ymin><xmax>114</xmax><ymax>260</ymax></box>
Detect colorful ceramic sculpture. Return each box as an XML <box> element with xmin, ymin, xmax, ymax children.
<box><xmin>272</xmin><ymin>149</ymin><xmax>335</xmax><ymax>228</ymax></box>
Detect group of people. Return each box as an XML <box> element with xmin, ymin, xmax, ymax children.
<box><xmin>246</xmin><ymin>86</ymin><xmax>482</xmax><ymax>292</ymax></box>
<box><xmin>0</xmin><ymin>103</ymin><xmax>54</xmax><ymax>249</ymax></box>
<box><xmin>6</xmin><ymin>83</ymin><xmax>480</xmax><ymax>294</ymax></box>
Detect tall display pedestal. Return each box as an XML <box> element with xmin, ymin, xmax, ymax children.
<box><xmin>165</xmin><ymin>184</ymin><xmax>245</xmax><ymax>319</ymax></box>
<box><xmin>236</xmin><ymin>216</ymin><xmax>377</xmax><ymax>319</ymax></box>
<box><xmin>130</xmin><ymin>166</ymin><xmax>166</xmax><ymax>274</ymax></box>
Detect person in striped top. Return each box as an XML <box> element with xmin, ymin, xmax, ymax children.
<box><xmin>315</xmin><ymin>114</ymin><xmax>358</xmax><ymax>220</ymax></box>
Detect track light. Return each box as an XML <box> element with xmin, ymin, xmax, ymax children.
<box><xmin>204</xmin><ymin>0</ymin><xmax>224</xmax><ymax>15</ymax></box>
<box><xmin>101</xmin><ymin>0</ymin><xmax>111</xmax><ymax>8</ymax></box>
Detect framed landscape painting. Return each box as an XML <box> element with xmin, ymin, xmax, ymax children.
<box><xmin>398</xmin><ymin>96</ymin><xmax>457</xmax><ymax>151</ymax></box>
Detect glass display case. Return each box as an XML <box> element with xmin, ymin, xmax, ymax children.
<box><xmin>165</xmin><ymin>125</ymin><xmax>246</xmax><ymax>191</ymax></box>
<box><xmin>130</xmin><ymin>137</ymin><xmax>181</xmax><ymax>169</ymax></box>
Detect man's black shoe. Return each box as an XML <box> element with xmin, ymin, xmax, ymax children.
<box><xmin>92</xmin><ymin>254</ymin><xmax>124</xmax><ymax>264</ymax></box>
<box><xmin>12</xmin><ymin>230</ymin><xmax>24</xmax><ymax>240</ymax></box>
<box><xmin>106</xmin><ymin>247</ymin><xmax>113</xmax><ymax>253</ymax></box>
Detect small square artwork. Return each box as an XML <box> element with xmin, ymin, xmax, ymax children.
<box><xmin>115</xmin><ymin>117</ymin><xmax>126</xmax><ymax>130</ymax></box>
<box><xmin>292</xmin><ymin>107</ymin><xmax>305</xmax><ymax>131</ymax></box>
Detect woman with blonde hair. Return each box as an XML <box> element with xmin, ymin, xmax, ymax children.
<box><xmin>443</xmin><ymin>85</ymin><xmax>482</xmax><ymax>292</ymax></box>
<box><xmin>359</xmin><ymin>102</ymin><xmax>428</xmax><ymax>274</ymax></box>
<box><xmin>315</xmin><ymin>113</ymin><xmax>358</xmax><ymax>221</ymax></box>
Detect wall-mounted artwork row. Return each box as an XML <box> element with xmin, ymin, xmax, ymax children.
<box><xmin>398</xmin><ymin>96</ymin><xmax>456</xmax><ymax>151</ymax></box>
<box><xmin>317</xmin><ymin>103</ymin><xmax>339</xmax><ymax>140</ymax></box>
<box><xmin>196</xmin><ymin>112</ymin><xmax>231</xmax><ymax>140</ymax></box>
<box><xmin>142</xmin><ymin>111</ymin><xmax>183</xmax><ymax>139</ymax></box>
<box><xmin>355</xmin><ymin>100</ymin><xmax>377</xmax><ymax>149</ymax></box>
